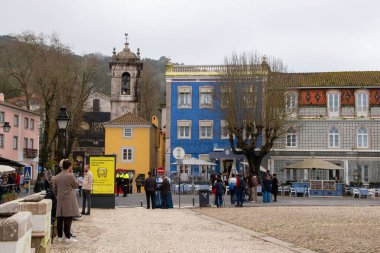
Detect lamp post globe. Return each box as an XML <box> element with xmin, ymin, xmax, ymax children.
<box><xmin>2</xmin><ymin>122</ymin><xmax>11</xmax><ymax>132</ymax></box>
<box><xmin>56</xmin><ymin>107</ymin><xmax>70</xmax><ymax>130</ymax></box>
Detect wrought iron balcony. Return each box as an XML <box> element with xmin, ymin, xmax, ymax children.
<box><xmin>23</xmin><ymin>148</ymin><xmax>38</xmax><ymax>159</ymax></box>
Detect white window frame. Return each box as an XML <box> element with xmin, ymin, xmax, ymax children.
<box><xmin>178</xmin><ymin>86</ymin><xmax>192</xmax><ymax>109</ymax></box>
<box><xmin>286</xmin><ymin>92</ymin><xmax>298</xmax><ymax>110</ymax></box>
<box><xmin>355</xmin><ymin>90</ymin><xmax>369</xmax><ymax>117</ymax></box>
<box><xmin>199</xmin><ymin>86</ymin><xmax>213</xmax><ymax>109</ymax></box>
<box><xmin>30</xmin><ymin>119</ymin><xmax>35</xmax><ymax>130</ymax></box>
<box><xmin>328</xmin><ymin>127</ymin><xmax>339</xmax><ymax>148</ymax></box>
<box><xmin>123</xmin><ymin>128</ymin><xmax>133</xmax><ymax>138</ymax></box>
<box><xmin>24</xmin><ymin>117</ymin><xmax>29</xmax><ymax>129</ymax></box>
<box><xmin>121</xmin><ymin>147</ymin><xmax>134</xmax><ymax>162</ymax></box>
<box><xmin>13</xmin><ymin>136</ymin><xmax>18</xmax><ymax>150</ymax></box>
<box><xmin>357</xmin><ymin>127</ymin><xmax>368</xmax><ymax>148</ymax></box>
<box><xmin>0</xmin><ymin>112</ymin><xmax>4</xmax><ymax>123</ymax></box>
<box><xmin>199</xmin><ymin>120</ymin><xmax>213</xmax><ymax>140</ymax></box>
<box><xmin>327</xmin><ymin>91</ymin><xmax>340</xmax><ymax>117</ymax></box>
<box><xmin>286</xmin><ymin>128</ymin><xmax>297</xmax><ymax>147</ymax></box>
<box><xmin>14</xmin><ymin>115</ymin><xmax>19</xmax><ymax>127</ymax></box>
<box><xmin>23</xmin><ymin>138</ymin><xmax>28</xmax><ymax>149</ymax></box>
<box><xmin>177</xmin><ymin>120</ymin><xmax>191</xmax><ymax>139</ymax></box>
<box><xmin>220</xmin><ymin>120</ymin><xmax>229</xmax><ymax>139</ymax></box>
<box><xmin>199</xmin><ymin>154</ymin><xmax>210</xmax><ymax>174</ymax></box>
<box><xmin>0</xmin><ymin>134</ymin><xmax>4</xmax><ymax>148</ymax></box>
<box><xmin>180</xmin><ymin>154</ymin><xmax>191</xmax><ymax>174</ymax></box>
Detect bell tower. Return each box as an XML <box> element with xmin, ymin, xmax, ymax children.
<box><xmin>110</xmin><ymin>34</ymin><xmax>143</xmax><ymax>120</ymax></box>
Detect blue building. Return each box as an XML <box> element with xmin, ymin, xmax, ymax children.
<box><xmin>164</xmin><ymin>64</ymin><xmax>260</xmax><ymax>179</ymax></box>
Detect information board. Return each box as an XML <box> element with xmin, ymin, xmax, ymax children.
<box><xmin>90</xmin><ymin>156</ymin><xmax>116</xmax><ymax>194</ymax></box>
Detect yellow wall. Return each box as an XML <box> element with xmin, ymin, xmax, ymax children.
<box><xmin>105</xmin><ymin>127</ymin><xmax>152</xmax><ymax>182</ymax></box>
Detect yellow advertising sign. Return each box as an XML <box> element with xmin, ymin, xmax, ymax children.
<box><xmin>90</xmin><ymin>156</ymin><xmax>116</xmax><ymax>194</ymax></box>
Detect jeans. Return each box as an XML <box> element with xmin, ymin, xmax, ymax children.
<box><xmin>57</xmin><ymin>216</ymin><xmax>73</xmax><ymax>238</ymax></box>
<box><xmin>230</xmin><ymin>189</ymin><xmax>236</xmax><ymax>205</ymax></box>
<box><xmin>82</xmin><ymin>189</ymin><xmax>91</xmax><ymax>213</ymax></box>
<box><xmin>161</xmin><ymin>193</ymin><xmax>168</xmax><ymax>208</ymax></box>
<box><xmin>263</xmin><ymin>191</ymin><xmax>272</xmax><ymax>203</ymax></box>
<box><xmin>216</xmin><ymin>193</ymin><xmax>223</xmax><ymax>207</ymax></box>
<box><xmin>146</xmin><ymin>191</ymin><xmax>155</xmax><ymax>208</ymax></box>
<box><xmin>236</xmin><ymin>189</ymin><xmax>243</xmax><ymax>206</ymax></box>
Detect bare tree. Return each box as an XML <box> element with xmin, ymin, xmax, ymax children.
<box><xmin>138</xmin><ymin>61</ymin><xmax>161</xmax><ymax>121</ymax></box>
<box><xmin>219</xmin><ymin>51</ymin><xmax>295</xmax><ymax>177</ymax></box>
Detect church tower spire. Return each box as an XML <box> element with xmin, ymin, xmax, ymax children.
<box><xmin>109</xmin><ymin>34</ymin><xmax>143</xmax><ymax>120</ymax></box>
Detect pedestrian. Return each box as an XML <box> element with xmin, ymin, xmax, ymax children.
<box><xmin>248</xmin><ymin>175</ymin><xmax>258</xmax><ymax>203</ymax></box>
<box><xmin>135</xmin><ymin>176</ymin><xmax>143</xmax><ymax>193</ymax></box>
<box><xmin>122</xmin><ymin>172</ymin><xmax>129</xmax><ymax>197</ymax></box>
<box><xmin>262</xmin><ymin>173</ymin><xmax>272</xmax><ymax>203</ymax></box>
<box><xmin>43</xmin><ymin>169</ymin><xmax>51</xmax><ymax>190</ymax></box>
<box><xmin>215</xmin><ymin>176</ymin><xmax>224</xmax><ymax>208</ymax></box>
<box><xmin>34</xmin><ymin>175</ymin><xmax>44</xmax><ymax>193</ymax></box>
<box><xmin>16</xmin><ymin>173</ymin><xmax>21</xmax><ymax>193</ymax></box>
<box><xmin>144</xmin><ymin>172</ymin><xmax>156</xmax><ymax>209</ymax></box>
<box><xmin>19</xmin><ymin>174</ymin><xmax>24</xmax><ymax>193</ymax></box>
<box><xmin>228</xmin><ymin>174</ymin><xmax>237</xmax><ymax>205</ymax></box>
<box><xmin>77</xmin><ymin>173</ymin><xmax>84</xmax><ymax>197</ymax></box>
<box><xmin>54</xmin><ymin>159</ymin><xmax>79</xmax><ymax>242</ymax></box>
<box><xmin>160</xmin><ymin>175</ymin><xmax>170</xmax><ymax>209</ymax></box>
<box><xmin>271</xmin><ymin>174</ymin><xmax>279</xmax><ymax>202</ymax></box>
<box><xmin>81</xmin><ymin>165</ymin><xmax>93</xmax><ymax>215</ymax></box>
<box><xmin>235</xmin><ymin>175</ymin><xmax>245</xmax><ymax>207</ymax></box>
<box><xmin>115</xmin><ymin>171</ymin><xmax>122</xmax><ymax>196</ymax></box>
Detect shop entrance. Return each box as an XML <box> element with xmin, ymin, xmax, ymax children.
<box><xmin>222</xmin><ymin>160</ymin><xmax>233</xmax><ymax>177</ymax></box>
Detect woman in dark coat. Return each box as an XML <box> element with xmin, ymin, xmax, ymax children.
<box><xmin>271</xmin><ymin>174</ymin><xmax>279</xmax><ymax>202</ymax></box>
<box><xmin>215</xmin><ymin>177</ymin><xmax>224</xmax><ymax>208</ymax></box>
<box><xmin>262</xmin><ymin>173</ymin><xmax>272</xmax><ymax>203</ymax></box>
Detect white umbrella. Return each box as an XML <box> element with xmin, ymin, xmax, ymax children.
<box><xmin>172</xmin><ymin>157</ymin><xmax>216</xmax><ymax>166</ymax></box>
<box><xmin>0</xmin><ymin>165</ymin><xmax>16</xmax><ymax>173</ymax></box>
<box><xmin>285</xmin><ymin>158</ymin><xmax>344</xmax><ymax>170</ymax></box>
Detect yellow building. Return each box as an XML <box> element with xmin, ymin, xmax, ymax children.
<box><xmin>103</xmin><ymin>112</ymin><xmax>165</xmax><ymax>192</ymax></box>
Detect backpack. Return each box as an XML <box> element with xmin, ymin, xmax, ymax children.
<box><xmin>229</xmin><ymin>182</ymin><xmax>235</xmax><ymax>190</ymax></box>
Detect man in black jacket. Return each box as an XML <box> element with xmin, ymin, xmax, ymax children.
<box><xmin>160</xmin><ymin>176</ymin><xmax>170</xmax><ymax>209</ymax></box>
<box><xmin>144</xmin><ymin>172</ymin><xmax>157</xmax><ymax>209</ymax></box>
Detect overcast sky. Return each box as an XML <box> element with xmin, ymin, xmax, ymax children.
<box><xmin>1</xmin><ymin>0</ymin><xmax>380</xmax><ymax>72</ymax></box>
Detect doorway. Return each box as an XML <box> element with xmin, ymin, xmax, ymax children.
<box><xmin>222</xmin><ymin>160</ymin><xmax>233</xmax><ymax>177</ymax></box>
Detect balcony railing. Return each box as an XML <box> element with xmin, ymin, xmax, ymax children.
<box><xmin>23</xmin><ymin>148</ymin><xmax>38</xmax><ymax>159</ymax></box>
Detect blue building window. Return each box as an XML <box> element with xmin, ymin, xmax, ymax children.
<box><xmin>178</xmin><ymin>86</ymin><xmax>192</xmax><ymax>108</ymax></box>
<box><xmin>178</xmin><ymin>120</ymin><xmax>191</xmax><ymax>139</ymax></box>
<box><xmin>199</xmin><ymin>120</ymin><xmax>213</xmax><ymax>139</ymax></box>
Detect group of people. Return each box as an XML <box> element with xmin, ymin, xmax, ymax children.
<box><xmin>211</xmin><ymin>171</ymin><xmax>280</xmax><ymax>207</ymax></box>
<box><xmin>49</xmin><ymin>160</ymin><xmax>93</xmax><ymax>243</ymax></box>
<box><xmin>115</xmin><ymin>171</ymin><xmax>130</xmax><ymax>197</ymax></box>
<box><xmin>144</xmin><ymin>172</ymin><xmax>172</xmax><ymax>209</ymax></box>
<box><xmin>0</xmin><ymin>172</ymin><xmax>25</xmax><ymax>193</ymax></box>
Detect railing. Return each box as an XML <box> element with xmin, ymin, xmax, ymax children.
<box><xmin>171</xmin><ymin>65</ymin><xmax>226</xmax><ymax>73</ymax></box>
<box><xmin>23</xmin><ymin>148</ymin><xmax>38</xmax><ymax>159</ymax></box>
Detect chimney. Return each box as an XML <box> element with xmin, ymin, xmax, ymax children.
<box><xmin>0</xmin><ymin>93</ymin><xmax>4</xmax><ymax>102</ymax></box>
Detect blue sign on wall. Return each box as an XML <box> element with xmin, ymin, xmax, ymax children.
<box><xmin>24</xmin><ymin>166</ymin><xmax>32</xmax><ymax>181</ymax></box>
<box><xmin>38</xmin><ymin>166</ymin><xmax>42</xmax><ymax>173</ymax></box>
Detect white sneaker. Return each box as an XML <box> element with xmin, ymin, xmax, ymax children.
<box><xmin>57</xmin><ymin>237</ymin><xmax>64</xmax><ymax>242</ymax></box>
<box><xmin>65</xmin><ymin>237</ymin><xmax>78</xmax><ymax>242</ymax></box>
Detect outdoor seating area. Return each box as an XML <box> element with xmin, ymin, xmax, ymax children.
<box><xmin>171</xmin><ymin>184</ymin><xmax>210</xmax><ymax>194</ymax></box>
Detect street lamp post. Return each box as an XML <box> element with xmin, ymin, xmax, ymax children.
<box><xmin>56</xmin><ymin>107</ymin><xmax>70</xmax><ymax>173</ymax></box>
<box><xmin>2</xmin><ymin>122</ymin><xmax>11</xmax><ymax>132</ymax></box>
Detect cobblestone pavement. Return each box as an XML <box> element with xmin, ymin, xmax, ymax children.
<box><xmin>51</xmin><ymin>208</ymin><xmax>297</xmax><ymax>253</ymax></box>
<box><xmin>196</xmin><ymin>206</ymin><xmax>380</xmax><ymax>253</ymax></box>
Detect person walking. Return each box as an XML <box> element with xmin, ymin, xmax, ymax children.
<box><xmin>215</xmin><ymin>176</ymin><xmax>224</xmax><ymax>208</ymax></box>
<box><xmin>235</xmin><ymin>175</ymin><xmax>245</xmax><ymax>207</ymax></box>
<box><xmin>160</xmin><ymin>175</ymin><xmax>170</xmax><ymax>209</ymax></box>
<box><xmin>262</xmin><ymin>173</ymin><xmax>272</xmax><ymax>203</ymax></box>
<box><xmin>248</xmin><ymin>175</ymin><xmax>258</xmax><ymax>203</ymax></box>
<box><xmin>81</xmin><ymin>165</ymin><xmax>93</xmax><ymax>215</ymax></box>
<box><xmin>54</xmin><ymin>159</ymin><xmax>79</xmax><ymax>242</ymax></box>
<box><xmin>228</xmin><ymin>174</ymin><xmax>237</xmax><ymax>205</ymax></box>
<box><xmin>34</xmin><ymin>176</ymin><xmax>44</xmax><ymax>193</ymax></box>
<box><xmin>115</xmin><ymin>172</ymin><xmax>122</xmax><ymax>196</ymax></box>
<box><xmin>135</xmin><ymin>176</ymin><xmax>143</xmax><ymax>193</ymax></box>
<box><xmin>144</xmin><ymin>172</ymin><xmax>157</xmax><ymax>209</ymax></box>
<box><xmin>271</xmin><ymin>174</ymin><xmax>279</xmax><ymax>202</ymax></box>
<box><xmin>77</xmin><ymin>173</ymin><xmax>84</xmax><ymax>197</ymax></box>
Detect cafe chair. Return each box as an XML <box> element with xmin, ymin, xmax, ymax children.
<box><xmin>368</xmin><ymin>189</ymin><xmax>376</xmax><ymax>199</ymax></box>
<box><xmin>290</xmin><ymin>187</ymin><xmax>297</xmax><ymax>197</ymax></box>
<box><xmin>282</xmin><ymin>185</ymin><xmax>290</xmax><ymax>196</ymax></box>
<box><xmin>352</xmin><ymin>188</ymin><xmax>360</xmax><ymax>198</ymax></box>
